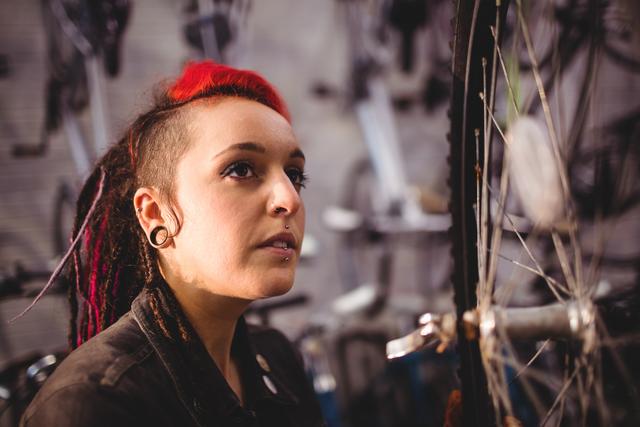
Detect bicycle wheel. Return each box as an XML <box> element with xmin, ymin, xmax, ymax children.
<box><xmin>448</xmin><ymin>0</ymin><xmax>640</xmax><ymax>426</ymax></box>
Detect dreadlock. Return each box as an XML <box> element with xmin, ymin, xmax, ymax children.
<box><xmin>66</xmin><ymin>61</ymin><xmax>291</xmax><ymax>349</ymax></box>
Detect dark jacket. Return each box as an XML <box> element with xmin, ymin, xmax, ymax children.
<box><xmin>20</xmin><ymin>287</ymin><xmax>326</xmax><ymax>427</ymax></box>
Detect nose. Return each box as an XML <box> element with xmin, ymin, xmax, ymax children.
<box><xmin>268</xmin><ymin>172</ymin><xmax>302</xmax><ymax>217</ymax></box>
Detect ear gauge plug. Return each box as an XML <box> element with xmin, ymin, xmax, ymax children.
<box><xmin>149</xmin><ymin>226</ymin><xmax>171</xmax><ymax>248</ymax></box>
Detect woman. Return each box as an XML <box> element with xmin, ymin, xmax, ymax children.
<box><xmin>20</xmin><ymin>61</ymin><xmax>326</xmax><ymax>427</ymax></box>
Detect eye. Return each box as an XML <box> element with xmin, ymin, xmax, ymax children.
<box><xmin>222</xmin><ymin>161</ymin><xmax>256</xmax><ymax>179</ymax></box>
<box><xmin>286</xmin><ymin>167</ymin><xmax>308</xmax><ymax>189</ymax></box>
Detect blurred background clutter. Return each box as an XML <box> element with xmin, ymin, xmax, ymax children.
<box><xmin>1</xmin><ymin>1</ymin><xmax>639</xmax><ymax>426</ymax></box>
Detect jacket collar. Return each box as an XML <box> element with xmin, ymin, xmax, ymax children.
<box><xmin>131</xmin><ymin>285</ymin><xmax>297</xmax><ymax>426</ymax></box>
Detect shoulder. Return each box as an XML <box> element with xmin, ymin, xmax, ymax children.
<box><xmin>39</xmin><ymin>312</ymin><xmax>153</xmax><ymax>390</ymax></box>
<box><xmin>21</xmin><ymin>313</ymin><xmax>161</xmax><ymax>426</ymax></box>
<box><xmin>20</xmin><ymin>381</ymin><xmax>140</xmax><ymax>427</ymax></box>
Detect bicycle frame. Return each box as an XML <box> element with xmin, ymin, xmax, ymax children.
<box><xmin>60</xmin><ymin>55</ymin><xmax>110</xmax><ymax>178</ymax></box>
<box><xmin>50</xmin><ymin>0</ymin><xmax>111</xmax><ymax>178</ymax></box>
<box><xmin>342</xmin><ymin>0</ymin><xmax>450</xmax><ymax>235</ymax></box>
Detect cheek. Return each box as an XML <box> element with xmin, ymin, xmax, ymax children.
<box><xmin>179</xmin><ymin>192</ymin><xmax>254</xmax><ymax>263</ymax></box>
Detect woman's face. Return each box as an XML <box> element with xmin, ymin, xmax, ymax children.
<box><xmin>164</xmin><ymin>97</ymin><xmax>305</xmax><ymax>302</ymax></box>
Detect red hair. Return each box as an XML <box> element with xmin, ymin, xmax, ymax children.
<box><xmin>167</xmin><ymin>61</ymin><xmax>291</xmax><ymax>122</ymax></box>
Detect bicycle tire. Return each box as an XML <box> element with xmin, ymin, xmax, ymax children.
<box><xmin>447</xmin><ymin>1</ymin><xmax>503</xmax><ymax>425</ymax></box>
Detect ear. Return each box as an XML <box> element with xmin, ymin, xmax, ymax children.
<box><xmin>133</xmin><ymin>187</ymin><xmax>167</xmax><ymax>238</ymax></box>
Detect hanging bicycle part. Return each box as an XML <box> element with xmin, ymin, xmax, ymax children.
<box><xmin>183</xmin><ymin>0</ymin><xmax>251</xmax><ymax>64</ymax></box>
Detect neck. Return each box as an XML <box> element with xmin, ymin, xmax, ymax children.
<box><xmin>157</xmin><ymin>261</ymin><xmax>251</xmax><ymax>374</ymax></box>
<box><xmin>167</xmin><ymin>281</ymin><xmax>250</xmax><ymax>405</ymax></box>
<box><xmin>157</xmin><ymin>260</ymin><xmax>252</xmax><ymax>405</ymax></box>
<box><xmin>170</xmin><ymin>283</ymin><xmax>250</xmax><ymax>375</ymax></box>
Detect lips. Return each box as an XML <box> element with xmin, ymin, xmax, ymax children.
<box><xmin>258</xmin><ymin>232</ymin><xmax>297</xmax><ymax>250</ymax></box>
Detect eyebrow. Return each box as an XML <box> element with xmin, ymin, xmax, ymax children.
<box><xmin>290</xmin><ymin>148</ymin><xmax>305</xmax><ymax>161</ymax></box>
<box><xmin>214</xmin><ymin>142</ymin><xmax>265</xmax><ymax>159</ymax></box>
<box><xmin>214</xmin><ymin>142</ymin><xmax>305</xmax><ymax>161</ymax></box>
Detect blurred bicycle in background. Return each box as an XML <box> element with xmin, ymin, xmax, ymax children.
<box><xmin>181</xmin><ymin>0</ymin><xmax>251</xmax><ymax>65</ymax></box>
<box><xmin>12</xmin><ymin>0</ymin><xmax>131</xmax><ymax>257</ymax></box>
<box><xmin>2</xmin><ymin>1</ymin><xmax>130</xmax><ymax>425</ymax></box>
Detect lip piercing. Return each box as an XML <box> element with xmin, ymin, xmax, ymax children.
<box><xmin>281</xmin><ymin>257</ymin><xmax>290</xmax><ymax>262</ymax></box>
<box><xmin>284</xmin><ymin>225</ymin><xmax>290</xmax><ymax>230</ymax></box>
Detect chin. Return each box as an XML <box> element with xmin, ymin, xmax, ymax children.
<box><xmin>254</xmin><ymin>272</ymin><xmax>295</xmax><ymax>299</ymax></box>
<box><xmin>263</xmin><ymin>279</ymin><xmax>294</xmax><ymax>299</ymax></box>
